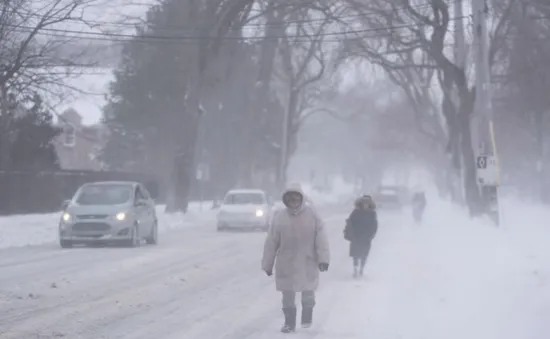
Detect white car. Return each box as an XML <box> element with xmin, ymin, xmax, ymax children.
<box><xmin>217</xmin><ymin>189</ymin><xmax>273</xmax><ymax>232</ymax></box>
<box><xmin>59</xmin><ymin>181</ymin><xmax>158</xmax><ymax>248</ymax></box>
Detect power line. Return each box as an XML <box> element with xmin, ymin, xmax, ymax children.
<box><xmin>5</xmin><ymin>0</ymin><xmax>457</xmax><ymax>31</ymax></box>
<box><xmin>5</xmin><ymin>15</ymin><xmax>470</xmax><ymax>45</ymax></box>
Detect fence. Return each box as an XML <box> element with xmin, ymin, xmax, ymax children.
<box><xmin>0</xmin><ymin>170</ymin><xmax>159</xmax><ymax>215</ymax></box>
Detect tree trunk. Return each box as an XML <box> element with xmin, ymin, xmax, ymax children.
<box><xmin>0</xmin><ymin>84</ymin><xmax>11</xmax><ymax>170</ymax></box>
<box><xmin>439</xmin><ymin>73</ymin><xmax>466</xmax><ymax>205</ymax></box>
<box><xmin>166</xmin><ymin>48</ymin><xmax>204</xmax><ymax>210</ymax></box>
<box><xmin>458</xmin><ymin>96</ymin><xmax>483</xmax><ymax>216</ymax></box>
<box><xmin>171</xmin><ymin>64</ymin><xmax>204</xmax><ymax>213</ymax></box>
<box><xmin>535</xmin><ymin>110</ymin><xmax>545</xmax><ymax>201</ymax></box>
<box><xmin>165</xmin><ymin>0</ymin><xmax>213</xmax><ymax>213</ymax></box>
<box><xmin>244</xmin><ymin>1</ymin><xmax>282</xmax><ymax>186</ymax></box>
<box><xmin>278</xmin><ymin>87</ymin><xmax>299</xmax><ymax>188</ymax></box>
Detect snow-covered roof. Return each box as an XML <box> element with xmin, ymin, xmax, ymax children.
<box><xmin>58</xmin><ymin>69</ymin><xmax>114</xmax><ymax>125</ymax></box>
<box><xmin>32</xmin><ymin>67</ymin><xmax>114</xmax><ymax>126</ymax></box>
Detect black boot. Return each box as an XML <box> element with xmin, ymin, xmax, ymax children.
<box><xmin>301</xmin><ymin>306</ymin><xmax>313</xmax><ymax>328</ymax></box>
<box><xmin>281</xmin><ymin>308</ymin><xmax>296</xmax><ymax>333</ymax></box>
<box><xmin>359</xmin><ymin>257</ymin><xmax>367</xmax><ymax>277</ymax></box>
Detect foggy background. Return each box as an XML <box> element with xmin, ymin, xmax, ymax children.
<box><xmin>0</xmin><ymin>0</ymin><xmax>549</xmax><ymax>214</ymax></box>
<box><xmin>3</xmin><ymin>2</ymin><xmax>550</xmax><ymax>339</ymax></box>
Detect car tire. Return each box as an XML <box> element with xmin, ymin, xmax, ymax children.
<box><xmin>125</xmin><ymin>225</ymin><xmax>141</xmax><ymax>248</ymax></box>
<box><xmin>146</xmin><ymin>221</ymin><xmax>158</xmax><ymax>245</ymax></box>
<box><xmin>60</xmin><ymin>239</ymin><xmax>73</xmax><ymax>248</ymax></box>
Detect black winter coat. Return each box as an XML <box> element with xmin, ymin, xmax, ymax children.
<box><xmin>345</xmin><ymin>208</ymin><xmax>378</xmax><ymax>258</ymax></box>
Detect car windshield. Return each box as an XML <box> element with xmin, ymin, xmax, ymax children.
<box><xmin>75</xmin><ymin>184</ymin><xmax>133</xmax><ymax>205</ymax></box>
<box><xmin>224</xmin><ymin>193</ymin><xmax>264</xmax><ymax>205</ymax></box>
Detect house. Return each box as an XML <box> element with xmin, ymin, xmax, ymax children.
<box><xmin>54</xmin><ymin>108</ymin><xmax>107</xmax><ymax>170</ymax></box>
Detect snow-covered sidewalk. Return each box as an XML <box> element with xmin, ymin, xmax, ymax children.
<box><xmin>304</xmin><ymin>198</ymin><xmax>550</xmax><ymax>339</ymax></box>
<box><xmin>0</xmin><ymin>202</ymin><xmax>217</xmax><ymax>249</ymax></box>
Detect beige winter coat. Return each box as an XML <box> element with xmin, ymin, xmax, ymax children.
<box><xmin>261</xmin><ymin>188</ymin><xmax>330</xmax><ymax>292</ymax></box>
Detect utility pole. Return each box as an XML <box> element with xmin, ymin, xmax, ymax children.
<box><xmin>0</xmin><ymin>83</ymin><xmax>10</xmax><ymax>170</ymax></box>
<box><xmin>453</xmin><ymin>0</ymin><xmax>466</xmax><ymax>202</ymax></box>
<box><xmin>472</xmin><ymin>0</ymin><xmax>500</xmax><ymax>225</ymax></box>
<box><xmin>454</xmin><ymin>0</ymin><xmax>466</xmax><ymax>75</ymax></box>
<box><xmin>279</xmin><ymin>98</ymin><xmax>290</xmax><ymax>190</ymax></box>
<box><xmin>473</xmin><ymin>0</ymin><xmax>492</xmax><ymax>152</ymax></box>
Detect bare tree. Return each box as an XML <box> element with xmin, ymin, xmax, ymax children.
<box><xmin>0</xmin><ymin>0</ymin><xmax>108</xmax><ymax>169</ymax></box>
<box><xmin>493</xmin><ymin>1</ymin><xmax>550</xmax><ymax>198</ymax></box>
<box><xmin>338</xmin><ymin>0</ymin><xmax>515</xmax><ymax>215</ymax></box>
<box><xmin>273</xmin><ymin>10</ymin><xmax>335</xmax><ymax>187</ymax></box>
<box><xmin>165</xmin><ymin>0</ymin><xmax>256</xmax><ymax>212</ymax></box>
<box><xmin>234</xmin><ymin>0</ymin><xmax>344</xmax><ymax>190</ymax></box>
<box><xmin>339</xmin><ymin>26</ymin><xmax>461</xmax><ymax>195</ymax></box>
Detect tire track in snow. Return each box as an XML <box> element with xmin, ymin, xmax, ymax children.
<box><xmin>0</xmin><ymin>228</ymin><xmax>249</xmax><ymax>337</ymax></box>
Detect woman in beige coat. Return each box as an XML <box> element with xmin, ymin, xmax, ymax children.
<box><xmin>262</xmin><ymin>184</ymin><xmax>330</xmax><ymax>333</ymax></box>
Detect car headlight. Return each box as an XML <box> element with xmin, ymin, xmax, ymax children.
<box><xmin>62</xmin><ymin>212</ymin><xmax>71</xmax><ymax>222</ymax></box>
<box><xmin>115</xmin><ymin>212</ymin><xmax>126</xmax><ymax>221</ymax></box>
<box><xmin>255</xmin><ymin>209</ymin><xmax>264</xmax><ymax>217</ymax></box>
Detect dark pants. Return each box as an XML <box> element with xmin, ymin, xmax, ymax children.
<box><xmin>282</xmin><ymin>291</ymin><xmax>315</xmax><ymax>309</ymax></box>
<box><xmin>353</xmin><ymin>256</ymin><xmax>367</xmax><ymax>268</ymax></box>
<box><xmin>352</xmin><ymin>239</ymin><xmax>372</xmax><ymax>270</ymax></box>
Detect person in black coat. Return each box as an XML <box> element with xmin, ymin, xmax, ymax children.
<box><xmin>344</xmin><ymin>195</ymin><xmax>378</xmax><ymax>278</ymax></box>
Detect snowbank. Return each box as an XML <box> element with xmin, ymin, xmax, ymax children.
<box><xmin>425</xmin><ymin>196</ymin><xmax>550</xmax><ymax>263</ymax></box>
<box><xmin>420</xmin><ymin>197</ymin><xmax>550</xmax><ymax>338</ymax></box>
<box><xmin>315</xmin><ymin>195</ymin><xmax>550</xmax><ymax>339</ymax></box>
<box><xmin>0</xmin><ymin>202</ymin><xmax>216</xmax><ymax>249</ymax></box>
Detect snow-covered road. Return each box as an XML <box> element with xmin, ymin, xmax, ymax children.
<box><xmin>0</xmin><ymin>200</ymin><xmax>549</xmax><ymax>339</ymax></box>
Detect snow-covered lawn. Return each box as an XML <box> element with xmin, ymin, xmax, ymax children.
<box><xmin>0</xmin><ymin>202</ymin><xmax>217</xmax><ymax>249</ymax></box>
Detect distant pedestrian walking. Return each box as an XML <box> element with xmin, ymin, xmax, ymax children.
<box><xmin>262</xmin><ymin>184</ymin><xmax>330</xmax><ymax>333</ymax></box>
<box><xmin>411</xmin><ymin>191</ymin><xmax>427</xmax><ymax>223</ymax></box>
<box><xmin>344</xmin><ymin>195</ymin><xmax>378</xmax><ymax>278</ymax></box>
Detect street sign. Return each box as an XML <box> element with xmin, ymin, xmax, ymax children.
<box><xmin>477</xmin><ymin>155</ymin><xmax>487</xmax><ymax>169</ymax></box>
<box><xmin>476</xmin><ymin>155</ymin><xmax>498</xmax><ymax>186</ymax></box>
<box><xmin>196</xmin><ymin>163</ymin><xmax>210</xmax><ymax>211</ymax></box>
<box><xmin>196</xmin><ymin>163</ymin><xmax>210</xmax><ymax>181</ymax></box>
